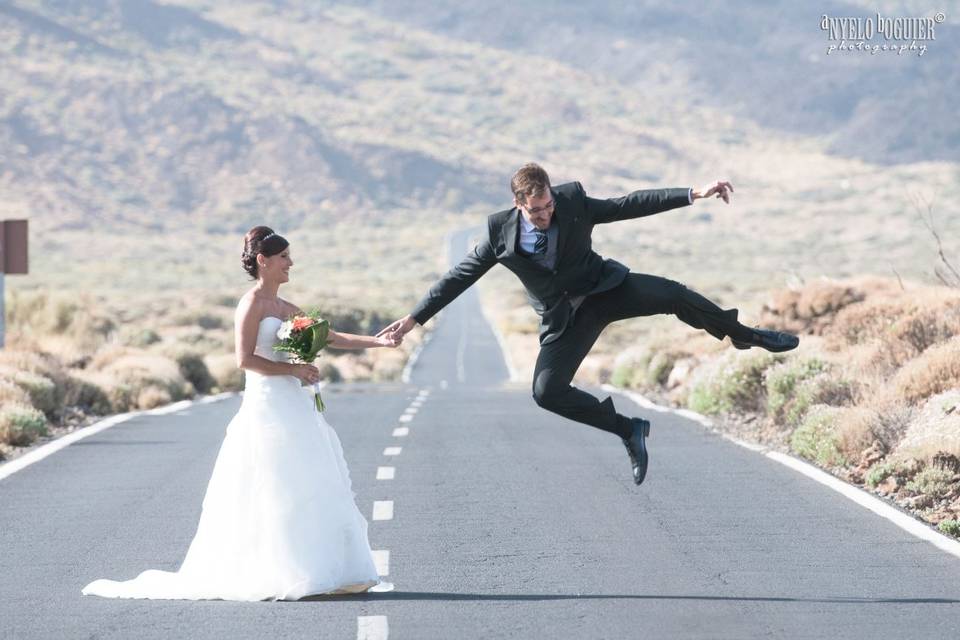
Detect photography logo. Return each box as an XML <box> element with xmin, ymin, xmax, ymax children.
<box><xmin>820</xmin><ymin>12</ymin><xmax>945</xmax><ymax>57</ymax></box>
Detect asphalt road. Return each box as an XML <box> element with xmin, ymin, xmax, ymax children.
<box><xmin>2</xmin><ymin>229</ymin><xmax>959</xmax><ymax>639</ymax></box>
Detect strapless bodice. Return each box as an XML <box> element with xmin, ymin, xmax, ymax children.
<box><xmin>254</xmin><ymin>316</ymin><xmax>290</xmax><ymax>363</ymax></box>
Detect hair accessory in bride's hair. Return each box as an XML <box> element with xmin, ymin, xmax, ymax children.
<box><xmin>262</xmin><ymin>233</ymin><xmax>276</xmax><ymax>241</ymax></box>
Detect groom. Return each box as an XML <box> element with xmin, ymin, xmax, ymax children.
<box><xmin>379</xmin><ymin>163</ymin><xmax>799</xmax><ymax>485</ymax></box>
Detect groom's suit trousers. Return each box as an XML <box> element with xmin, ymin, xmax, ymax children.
<box><xmin>531</xmin><ymin>272</ymin><xmax>751</xmax><ymax>439</ymax></box>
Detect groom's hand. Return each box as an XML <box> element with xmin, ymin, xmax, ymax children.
<box><xmin>692</xmin><ymin>180</ymin><xmax>734</xmax><ymax>204</ymax></box>
<box><xmin>377</xmin><ymin>314</ymin><xmax>418</xmax><ymax>341</ymax></box>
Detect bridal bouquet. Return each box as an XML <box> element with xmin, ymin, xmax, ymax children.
<box><xmin>274</xmin><ymin>311</ymin><xmax>330</xmax><ymax>412</ymax></box>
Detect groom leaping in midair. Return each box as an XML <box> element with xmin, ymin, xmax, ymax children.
<box><xmin>379</xmin><ymin>163</ymin><xmax>799</xmax><ymax>486</ymax></box>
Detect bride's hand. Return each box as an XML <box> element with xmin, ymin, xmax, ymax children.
<box><xmin>290</xmin><ymin>363</ymin><xmax>321</xmax><ymax>385</ymax></box>
<box><xmin>377</xmin><ymin>334</ymin><xmax>402</xmax><ymax>348</ymax></box>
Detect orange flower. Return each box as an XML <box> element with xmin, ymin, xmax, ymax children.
<box><xmin>292</xmin><ymin>316</ymin><xmax>315</xmax><ymax>331</ymax></box>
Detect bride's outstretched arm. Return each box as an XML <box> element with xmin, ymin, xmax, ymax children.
<box><xmin>235</xmin><ymin>298</ymin><xmax>320</xmax><ymax>385</ymax></box>
<box><xmin>326</xmin><ymin>330</ymin><xmax>400</xmax><ymax>350</ymax></box>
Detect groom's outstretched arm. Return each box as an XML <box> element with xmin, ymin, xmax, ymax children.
<box><xmin>377</xmin><ymin>228</ymin><xmax>498</xmax><ymax>338</ymax></box>
<box><xmin>585</xmin><ymin>180</ymin><xmax>733</xmax><ymax>225</ymax></box>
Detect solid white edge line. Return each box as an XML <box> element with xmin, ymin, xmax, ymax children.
<box><xmin>357</xmin><ymin>615</ymin><xmax>389</xmax><ymax>640</ymax></box>
<box><xmin>601</xmin><ymin>384</ymin><xmax>960</xmax><ymax>561</ymax></box>
<box><xmin>766</xmin><ymin>451</ymin><xmax>960</xmax><ymax>558</ymax></box>
<box><xmin>0</xmin><ymin>392</ymin><xmax>238</xmax><ymax>483</ymax></box>
<box><xmin>376</xmin><ymin>466</ymin><xmax>395</xmax><ymax>480</ymax></box>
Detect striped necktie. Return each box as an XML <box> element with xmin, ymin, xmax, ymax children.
<box><xmin>533</xmin><ymin>229</ymin><xmax>548</xmax><ymax>255</ymax></box>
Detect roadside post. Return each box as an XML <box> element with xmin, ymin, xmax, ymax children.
<box><xmin>0</xmin><ymin>220</ymin><xmax>29</xmax><ymax>348</ymax></box>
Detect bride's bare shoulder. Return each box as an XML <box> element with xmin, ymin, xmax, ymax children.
<box><xmin>235</xmin><ymin>290</ymin><xmax>264</xmax><ymax>319</ymax></box>
<box><xmin>278</xmin><ymin>297</ymin><xmax>304</xmax><ymax>316</ymax></box>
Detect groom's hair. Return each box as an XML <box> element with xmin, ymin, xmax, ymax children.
<box><xmin>510</xmin><ymin>163</ymin><xmax>551</xmax><ymax>205</ymax></box>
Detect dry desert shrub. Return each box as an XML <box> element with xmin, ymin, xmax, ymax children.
<box><xmin>686</xmin><ymin>349</ymin><xmax>783</xmax><ymax>415</ymax></box>
<box><xmin>759</xmin><ymin>279</ymin><xmax>867</xmax><ymax>335</ymax></box>
<box><xmin>0</xmin><ymin>348</ymin><xmax>64</xmax><ymax>382</ymax></box>
<box><xmin>0</xmin><ymin>403</ymin><xmax>47</xmax><ymax>446</ymax></box>
<box><xmin>0</xmin><ymin>378</ymin><xmax>31</xmax><ymax>406</ymax></box>
<box><xmin>0</xmin><ymin>368</ymin><xmax>59</xmax><ymax>416</ymax></box>
<box><xmin>859</xmin><ymin>297</ymin><xmax>960</xmax><ymax>372</ymax></box>
<box><xmin>895</xmin><ymin>390</ymin><xmax>960</xmax><ymax>460</ymax></box>
<box><xmin>137</xmin><ymin>385</ymin><xmax>172</xmax><ymax>409</ymax></box>
<box><xmin>86</xmin><ymin>350</ymin><xmax>191</xmax><ymax>410</ymax></box>
<box><xmin>62</xmin><ymin>373</ymin><xmax>112</xmax><ymax>414</ymax></box>
<box><xmin>164</xmin><ymin>350</ymin><xmax>216</xmax><ymax>395</ymax></box>
<box><xmin>370</xmin><ymin>349</ymin><xmax>404</xmax><ymax>382</ymax></box>
<box><xmin>333</xmin><ymin>354</ymin><xmax>373</xmax><ymax>382</ymax></box>
<box><xmin>790</xmin><ymin>404</ymin><xmax>847</xmax><ymax>467</ymax></box>
<box><xmin>8</xmin><ymin>291</ymin><xmax>116</xmax><ymax>352</ymax></box>
<box><xmin>203</xmin><ymin>353</ymin><xmax>244</xmax><ymax>392</ymax></box>
<box><xmin>834</xmin><ymin>407</ymin><xmax>883</xmax><ymax>463</ymax></box>
<box><xmin>891</xmin><ymin>336</ymin><xmax>960</xmax><ymax>404</ymax></box>
<box><xmin>823</xmin><ymin>297</ymin><xmax>913</xmax><ymax>351</ymax></box>
<box><xmin>867</xmin><ymin>401</ymin><xmax>916</xmax><ymax>454</ymax></box>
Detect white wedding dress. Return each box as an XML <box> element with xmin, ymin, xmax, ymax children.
<box><xmin>81</xmin><ymin>316</ymin><xmax>383</xmax><ymax>601</ymax></box>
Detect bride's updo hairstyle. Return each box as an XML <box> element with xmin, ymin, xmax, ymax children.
<box><xmin>242</xmin><ymin>226</ymin><xmax>289</xmax><ymax>279</ymax></box>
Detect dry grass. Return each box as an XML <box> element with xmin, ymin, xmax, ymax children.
<box><xmin>892</xmin><ymin>337</ymin><xmax>960</xmax><ymax>404</ymax></box>
<box><xmin>0</xmin><ymin>379</ymin><xmax>31</xmax><ymax>406</ymax></box>
<box><xmin>203</xmin><ymin>353</ymin><xmax>245</xmax><ymax>392</ymax></box>
<box><xmin>896</xmin><ymin>390</ymin><xmax>960</xmax><ymax>461</ymax></box>
<box><xmin>758</xmin><ymin>279</ymin><xmax>870</xmax><ymax>336</ymax></box>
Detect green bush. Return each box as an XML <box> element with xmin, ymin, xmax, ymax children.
<box><xmin>610</xmin><ymin>363</ymin><xmax>636</xmax><ymax>388</ymax></box>
<box><xmin>865</xmin><ymin>460</ymin><xmax>898</xmax><ymax>487</ymax></box>
<box><xmin>647</xmin><ymin>351</ymin><xmax>679</xmax><ymax>387</ymax></box>
<box><xmin>939</xmin><ymin>520</ymin><xmax>960</xmax><ymax>537</ymax></box>
<box><xmin>905</xmin><ymin>467</ymin><xmax>954</xmax><ymax>498</ymax></box>
<box><xmin>766</xmin><ymin>357</ymin><xmax>829</xmax><ymax>416</ymax></box>
<box><xmin>790</xmin><ymin>405</ymin><xmax>846</xmax><ymax>467</ymax></box>
<box><xmin>687</xmin><ymin>350</ymin><xmax>782</xmax><ymax>415</ymax></box>
<box><xmin>0</xmin><ymin>403</ymin><xmax>48</xmax><ymax>446</ymax></box>
<box><xmin>7</xmin><ymin>371</ymin><xmax>59</xmax><ymax>416</ymax></box>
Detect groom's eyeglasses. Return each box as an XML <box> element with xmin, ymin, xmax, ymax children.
<box><xmin>525</xmin><ymin>198</ymin><xmax>555</xmax><ymax>215</ymax></box>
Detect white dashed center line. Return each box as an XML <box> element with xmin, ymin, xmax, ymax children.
<box><xmin>372</xmin><ymin>501</ymin><xmax>394</xmax><ymax>521</ymax></box>
<box><xmin>376</xmin><ymin>466</ymin><xmax>395</xmax><ymax>480</ymax></box>
<box><xmin>372</xmin><ymin>550</ymin><xmax>390</xmax><ymax>576</ymax></box>
<box><xmin>392</xmin><ymin>427</ymin><xmax>409</xmax><ymax>437</ymax></box>
<box><xmin>357</xmin><ymin>615</ymin><xmax>388</xmax><ymax>640</ymax></box>
<box><xmin>398</xmin><ymin>414</ymin><xmax>413</xmax><ymax>423</ymax></box>
<box><xmin>383</xmin><ymin>446</ymin><xmax>402</xmax><ymax>456</ymax></box>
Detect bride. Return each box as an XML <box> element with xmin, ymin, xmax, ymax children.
<box><xmin>81</xmin><ymin>226</ymin><xmax>400</xmax><ymax>601</ymax></box>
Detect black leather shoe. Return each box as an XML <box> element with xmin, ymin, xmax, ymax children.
<box><xmin>731</xmin><ymin>328</ymin><xmax>799</xmax><ymax>353</ymax></box>
<box><xmin>622</xmin><ymin>418</ymin><xmax>651</xmax><ymax>485</ymax></box>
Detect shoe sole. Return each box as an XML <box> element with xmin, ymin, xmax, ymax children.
<box><xmin>634</xmin><ymin>419</ymin><xmax>650</xmax><ymax>485</ymax></box>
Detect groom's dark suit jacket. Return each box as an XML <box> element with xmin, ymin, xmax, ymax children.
<box><xmin>411</xmin><ymin>182</ymin><xmax>692</xmax><ymax>345</ymax></box>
